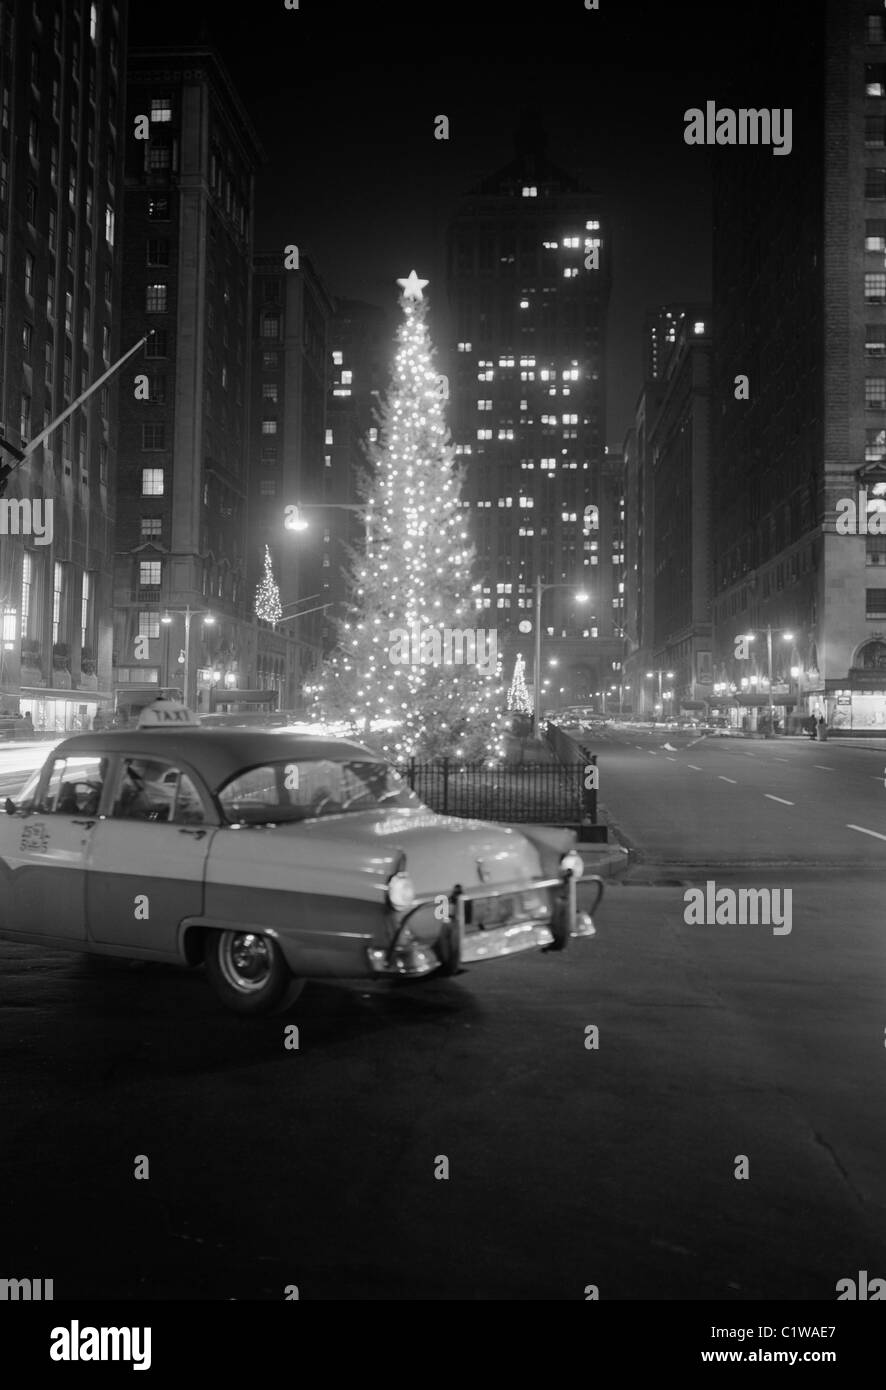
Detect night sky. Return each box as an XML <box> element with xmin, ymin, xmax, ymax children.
<box><xmin>130</xmin><ymin>0</ymin><xmax>816</xmax><ymax>450</ymax></box>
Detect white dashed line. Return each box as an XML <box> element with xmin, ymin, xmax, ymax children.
<box><xmin>666</xmin><ymin>756</ymin><xmax>677</xmax><ymax>761</ymax></box>
<box><xmin>774</xmin><ymin>757</ymin><xmax>789</xmax><ymax>762</ymax></box>
<box><xmin>718</xmin><ymin>776</ymin><xmax>737</xmax><ymax>784</ymax></box>
<box><xmin>813</xmin><ymin>765</ymin><xmax>833</xmax><ymax>771</ymax></box>
<box><xmin>764</xmin><ymin>794</ymin><xmax>795</xmax><ymax>805</ymax></box>
<box><xmin>687</xmin><ymin>764</ymin><xmax>702</xmax><ymax>770</ymax></box>
<box><xmin>847</xmin><ymin>824</ymin><xmax>886</xmax><ymax>841</ymax></box>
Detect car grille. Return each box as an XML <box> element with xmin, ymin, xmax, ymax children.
<box><xmin>466</xmin><ymin>887</ymin><xmax>552</xmax><ymax>933</ymax></box>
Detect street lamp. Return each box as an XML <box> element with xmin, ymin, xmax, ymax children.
<box><xmin>645</xmin><ymin>668</ymin><xmax>674</xmax><ymax>713</ymax></box>
<box><xmin>740</xmin><ymin>627</ymin><xmax>794</xmax><ymax>734</ymax></box>
<box><xmin>161</xmin><ymin>606</ymin><xmax>216</xmax><ymax>709</ymax></box>
<box><xmin>533</xmin><ymin>577</ymin><xmax>589</xmax><ymax>732</ymax></box>
<box><xmin>284</xmin><ymin>502</ymin><xmax>372</xmax><ymax>548</ymax></box>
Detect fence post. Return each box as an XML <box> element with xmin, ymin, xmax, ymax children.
<box><xmin>442</xmin><ymin>757</ymin><xmax>449</xmax><ymax>815</ymax></box>
<box><xmin>581</xmin><ymin>750</ymin><xmax>598</xmax><ymax>824</ymax></box>
<box><xmin>408</xmin><ymin>756</ymin><xmax>416</xmax><ymax>791</ymax></box>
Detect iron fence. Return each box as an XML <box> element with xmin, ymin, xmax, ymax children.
<box><xmin>395</xmin><ymin>755</ymin><xmax>596</xmax><ymax>824</ymax></box>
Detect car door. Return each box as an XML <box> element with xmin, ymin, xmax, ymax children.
<box><xmin>4</xmin><ymin>751</ymin><xmax>108</xmax><ymax>940</ymax></box>
<box><xmin>86</xmin><ymin>753</ymin><xmax>216</xmax><ymax>958</ymax></box>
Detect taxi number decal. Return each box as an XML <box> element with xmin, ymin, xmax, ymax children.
<box><xmin>20</xmin><ymin>823</ymin><xmax>50</xmax><ymax>854</ymax></box>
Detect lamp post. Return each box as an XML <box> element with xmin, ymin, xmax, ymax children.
<box><xmin>645</xmin><ymin>668</ymin><xmax>674</xmax><ymax>715</ymax></box>
<box><xmin>739</xmin><ymin>627</ymin><xmax>794</xmax><ymax>734</ymax></box>
<box><xmin>533</xmin><ymin>577</ymin><xmax>589</xmax><ymax>732</ymax></box>
<box><xmin>160</xmin><ymin>606</ymin><xmax>216</xmax><ymax>709</ymax></box>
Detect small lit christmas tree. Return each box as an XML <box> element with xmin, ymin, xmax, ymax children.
<box><xmin>507</xmin><ymin>654</ymin><xmax>532</xmax><ymax>715</ymax></box>
<box><xmin>254</xmin><ymin>545</ymin><xmax>282</xmax><ymax>627</ymax></box>
<box><xmin>310</xmin><ymin>271</ymin><xmax>506</xmax><ymax>761</ymax></box>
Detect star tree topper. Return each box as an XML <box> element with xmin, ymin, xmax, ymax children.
<box><xmin>396</xmin><ymin>269</ymin><xmax>429</xmax><ymax>301</ymax></box>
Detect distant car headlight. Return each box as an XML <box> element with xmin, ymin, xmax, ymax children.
<box><xmin>560</xmin><ymin>849</ymin><xmax>584</xmax><ymax>880</ymax></box>
<box><xmin>387</xmin><ymin>870</ymin><xmax>416</xmax><ymax>911</ymax></box>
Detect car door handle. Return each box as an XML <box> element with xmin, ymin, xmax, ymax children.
<box><xmin>178</xmin><ymin>828</ymin><xmax>207</xmax><ymax>839</ymax></box>
<box><xmin>72</xmin><ymin>819</ymin><xmax>96</xmax><ymax>828</ymax></box>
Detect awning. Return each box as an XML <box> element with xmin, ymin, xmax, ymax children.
<box><xmin>735</xmin><ymin>693</ymin><xmax>796</xmax><ymax>707</ymax></box>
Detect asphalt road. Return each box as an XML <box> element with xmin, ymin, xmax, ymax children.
<box><xmin>1</xmin><ymin>730</ymin><xmax>884</xmax><ymax>1300</ymax></box>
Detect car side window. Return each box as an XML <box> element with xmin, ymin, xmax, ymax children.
<box><xmin>36</xmin><ymin>756</ymin><xmax>107</xmax><ymax>816</ymax></box>
<box><xmin>109</xmin><ymin>758</ymin><xmax>208</xmax><ymax>824</ymax></box>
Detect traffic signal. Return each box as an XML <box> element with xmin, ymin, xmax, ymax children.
<box><xmin>0</xmin><ymin>462</ymin><xmax>11</xmax><ymax>497</ymax></box>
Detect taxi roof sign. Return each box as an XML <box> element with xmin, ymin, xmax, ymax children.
<box><xmin>137</xmin><ymin>699</ymin><xmax>202</xmax><ymax>729</ymax></box>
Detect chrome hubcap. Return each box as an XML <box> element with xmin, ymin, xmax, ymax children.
<box><xmin>219</xmin><ymin>932</ymin><xmax>273</xmax><ymax>993</ymax></box>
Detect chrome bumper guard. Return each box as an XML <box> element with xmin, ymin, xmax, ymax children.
<box><xmin>367</xmin><ymin>869</ymin><xmax>603</xmax><ymax>978</ymax></box>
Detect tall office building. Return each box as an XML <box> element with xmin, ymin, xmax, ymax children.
<box><xmin>113</xmin><ymin>46</ymin><xmax>264</xmax><ymax>714</ymax></box>
<box><xmin>0</xmin><ymin>0</ymin><xmax>127</xmax><ymax>730</ymax></box>
<box><xmin>323</xmin><ymin>298</ymin><xmax>389</xmax><ymax>624</ymax></box>
<box><xmin>249</xmin><ymin>250</ymin><xmax>333</xmax><ymax>700</ymax></box>
<box><xmin>711</xmin><ymin>0</ymin><xmax>886</xmax><ymax>733</ymax></box>
<box><xmin>446</xmin><ymin>117</ymin><xmax>617</xmax><ymax>708</ymax></box>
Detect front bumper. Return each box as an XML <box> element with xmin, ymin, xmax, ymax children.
<box><xmin>367</xmin><ymin>870</ymin><xmax>602</xmax><ymax>978</ymax></box>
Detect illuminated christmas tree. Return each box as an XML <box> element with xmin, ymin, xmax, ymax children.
<box><xmin>507</xmin><ymin>654</ymin><xmax>532</xmax><ymax>715</ymax></box>
<box><xmin>254</xmin><ymin>545</ymin><xmax>282</xmax><ymax>627</ymax></box>
<box><xmin>309</xmin><ymin>271</ymin><xmax>506</xmax><ymax>761</ymax></box>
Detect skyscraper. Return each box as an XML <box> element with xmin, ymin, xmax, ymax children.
<box><xmin>446</xmin><ymin>116</ymin><xmax>617</xmax><ymax>709</ymax></box>
<box><xmin>113</xmin><ymin>45</ymin><xmax>263</xmax><ymax>714</ymax></box>
<box><xmin>0</xmin><ymin>0</ymin><xmax>127</xmax><ymax>731</ymax></box>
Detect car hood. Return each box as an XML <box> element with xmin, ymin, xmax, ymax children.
<box><xmin>280</xmin><ymin>806</ymin><xmax>543</xmax><ymax>893</ymax></box>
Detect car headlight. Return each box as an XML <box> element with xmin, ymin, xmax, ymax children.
<box><xmin>387</xmin><ymin>870</ymin><xmax>416</xmax><ymax>911</ymax></box>
<box><xmin>560</xmin><ymin>849</ymin><xmax>584</xmax><ymax>880</ymax></box>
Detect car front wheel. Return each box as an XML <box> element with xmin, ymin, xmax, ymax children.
<box><xmin>205</xmin><ymin>930</ymin><xmax>305</xmax><ymax>1016</ymax></box>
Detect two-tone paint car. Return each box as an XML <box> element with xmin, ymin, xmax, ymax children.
<box><xmin>0</xmin><ymin>724</ymin><xmax>603</xmax><ymax>1015</ymax></box>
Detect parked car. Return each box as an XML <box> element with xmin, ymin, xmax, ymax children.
<box><xmin>0</xmin><ymin>729</ymin><xmax>603</xmax><ymax>1016</ymax></box>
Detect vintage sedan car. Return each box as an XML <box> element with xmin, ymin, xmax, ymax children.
<box><xmin>0</xmin><ymin>729</ymin><xmax>603</xmax><ymax>1016</ymax></box>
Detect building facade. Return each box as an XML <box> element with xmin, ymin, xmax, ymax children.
<box><xmin>710</xmin><ymin>0</ymin><xmax>886</xmax><ymax>734</ymax></box>
<box><xmin>0</xmin><ymin>0</ymin><xmax>128</xmax><ymax>731</ymax></box>
<box><xmin>445</xmin><ymin>118</ymin><xmax>618</xmax><ymax>711</ymax></box>
<box><xmin>113</xmin><ymin>46</ymin><xmax>264</xmax><ymax>716</ymax></box>
<box><xmin>249</xmin><ymin>250</ymin><xmax>334</xmax><ymax>703</ymax></box>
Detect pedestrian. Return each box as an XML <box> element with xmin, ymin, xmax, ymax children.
<box><xmin>93</xmin><ymin>709</ymin><xmax>105</xmax><ymax>731</ymax></box>
<box><xmin>806</xmin><ymin>714</ymin><xmax>817</xmax><ymax>740</ymax></box>
<box><xmin>818</xmin><ymin>715</ymin><xmax>827</xmax><ymax>742</ymax></box>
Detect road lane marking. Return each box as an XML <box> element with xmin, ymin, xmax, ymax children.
<box><xmin>813</xmin><ymin>765</ymin><xmax>834</xmax><ymax>771</ymax></box>
<box><xmin>687</xmin><ymin>764</ymin><xmax>702</xmax><ymax>770</ymax></box>
<box><xmin>648</xmin><ymin>751</ymin><xmax>658</xmax><ymax>756</ymax></box>
<box><xmin>847</xmin><ymin>824</ymin><xmax>886</xmax><ymax>841</ymax></box>
<box><xmin>774</xmin><ymin>757</ymin><xmax>789</xmax><ymax>762</ymax></box>
<box><xmin>666</xmin><ymin>756</ymin><xmax>677</xmax><ymax>761</ymax></box>
<box><xmin>764</xmin><ymin>794</ymin><xmax>795</xmax><ymax>805</ymax></box>
<box><xmin>718</xmin><ymin>776</ymin><xmax>737</xmax><ymax>783</ymax></box>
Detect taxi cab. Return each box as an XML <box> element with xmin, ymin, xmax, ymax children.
<box><xmin>0</xmin><ymin>700</ymin><xmax>602</xmax><ymax>1016</ymax></box>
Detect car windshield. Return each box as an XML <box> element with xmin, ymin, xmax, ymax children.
<box><xmin>216</xmin><ymin>758</ymin><xmax>422</xmax><ymax>825</ymax></box>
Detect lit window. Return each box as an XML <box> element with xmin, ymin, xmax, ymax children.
<box><xmin>478</xmin><ymin>399</ymin><xmax>492</xmax><ymax>410</ymax></box>
<box><xmin>520</xmin><ymin>300</ymin><xmax>529</xmax><ymax>309</ymax></box>
<box><xmin>138</xmin><ymin>611</ymin><xmax>161</xmax><ymax>640</ymax></box>
<box><xmin>522</xmin><ymin>186</ymin><xmax>537</xmax><ymax>197</ymax></box>
<box><xmin>261</xmin><ymin>419</ymin><xmax>277</xmax><ymax>434</ymax></box>
<box><xmin>477</xmin><ymin>429</ymin><xmax>492</xmax><ymax>440</ymax></box>
<box><xmin>457</xmin><ymin>342</ymin><xmax>472</xmax><ymax>352</ymax></box>
<box><xmin>325</xmin><ymin>428</ymin><xmax>333</xmax><ymax>445</ymax></box>
<box><xmin>89</xmin><ymin>4</ymin><xmax>98</xmax><ymax>41</ymax></box>
<box><xmin>542</xmin><ymin>240</ymin><xmax>558</xmax><ymax>250</ymax></box>
<box><xmin>332</xmin><ymin>350</ymin><xmax>343</xmax><ymax>365</ymax></box>
<box><xmin>105</xmin><ymin>205</ymin><xmax>115</xmax><ymax>245</ymax></box>
<box><xmin>141</xmin><ymin>468</ymin><xmax>164</xmax><ymax>495</ymax></box>
<box><xmin>52</xmin><ymin>563</ymin><xmax>64</xmax><ymax>643</ymax></box>
<box><xmin>261</xmin><ymin>313</ymin><xmax>280</xmax><ymax>338</ymax></box>
<box><xmin>563</xmin><ymin>267</ymin><xmax>578</xmax><ymax>278</ymax></box>
<box><xmin>341</xmin><ymin>369</ymin><xmax>352</xmax><ymax>384</ymax></box>
<box><xmin>867</xmin><ymin>274</ymin><xmax>886</xmax><ymax>302</ymax></box>
<box><xmin>262</xmin><ymin>383</ymin><xmax>278</xmax><ymax>401</ymax></box>
<box><xmin>369</xmin><ymin>428</ymin><xmax>378</xmax><ymax>442</ymax></box>
<box><xmin>141</xmin><ymin>518</ymin><xmax>162</xmax><ymax>539</ymax></box>
<box><xmin>150</xmin><ymin>97</ymin><xmax>172</xmax><ymax>122</ymax></box>
<box><xmin>139</xmin><ymin>560</ymin><xmax>162</xmax><ymax>586</ymax></box>
<box><xmin>693</xmin><ymin>321</ymin><xmax>705</xmax><ymax>334</ymax></box>
<box><xmin>867</xmin><ymin>64</ymin><xmax>886</xmax><ymax>96</ymax></box>
<box><xmin>563</xmin><ymin>236</ymin><xmax>580</xmax><ymax>248</ymax></box>
<box><xmin>145</xmin><ymin>284</ymin><xmax>167</xmax><ymax>313</ymax></box>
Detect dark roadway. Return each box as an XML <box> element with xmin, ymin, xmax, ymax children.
<box><xmin>1</xmin><ymin>729</ymin><xmax>885</xmax><ymax>1299</ymax></box>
